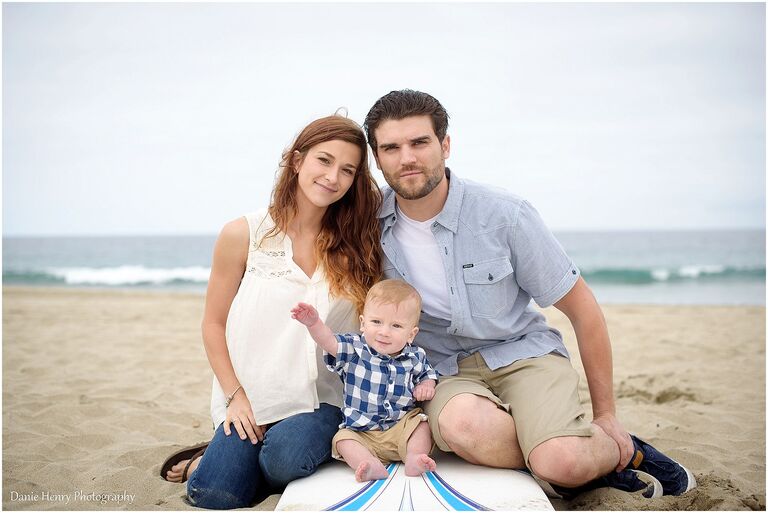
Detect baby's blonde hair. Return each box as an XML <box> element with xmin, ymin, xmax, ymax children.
<box><xmin>365</xmin><ymin>279</ymin><xmax>422</xmax><ymax>324</ymax></box>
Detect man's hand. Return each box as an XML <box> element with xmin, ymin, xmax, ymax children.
<box><xmin>593</xmin><ymin>413</ymin><xmax>635</xmax><ymax>471</ymax></box>
<box><xmin>291</xmin><ymin>302</ymin><xmax>319</xmax><ymax>327</ymax></box>
<box><xmin>413</xmin><ymin>379</ymin><xmax>436</xmax><ymax>401</ymax></box>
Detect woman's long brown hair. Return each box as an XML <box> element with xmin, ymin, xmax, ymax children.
<box><xmin>263</xmin><ymin>115</ymin><xmax>382</xmax><ymax>313</ymax></box>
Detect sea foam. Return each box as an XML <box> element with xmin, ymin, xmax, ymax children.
<box><xmin>47</xmin><ymin>266</ymin><xmax>211</xmax><ymax>286</ymax></box>
<box><xmin>581</xmin><ymin>264</ymin><xmax>764</xmax><ymax>284</ymax></box>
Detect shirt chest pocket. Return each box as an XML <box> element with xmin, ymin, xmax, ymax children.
<box><xmin>462</xmin><ymin>257</ymin><xmax>515</xmax><ymax>318</ymax></box>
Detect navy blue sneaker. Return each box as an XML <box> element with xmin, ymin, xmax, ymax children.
<box><xmin>601</xmin><ymin>469</ymin><xmax>663</xmax><ymax>498</ymax></box>
<box><xmin>534</xmin><ymin>468</ymin><xmax>662</xmax><ymax>500</ymax></box>
<box><xmin>627</xmin><ymin>435</ymin><xmax>697</xmax><ymax>496</ymax></box>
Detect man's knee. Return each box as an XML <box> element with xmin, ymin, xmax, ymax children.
<box><xmin>438</xmin><ymin>394</ymin><xmax>503</xmax><ymax>447</ymax></box>
<box><xmin>528</xmin><ymin>437</ymin><xmax>599</xmax><ymax>487</ymax></box>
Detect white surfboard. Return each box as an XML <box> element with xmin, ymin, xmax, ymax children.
<box><xmin>275</xmin><ymin>451</ymin><xmax>553</xmax><ymax>511</ymax></box>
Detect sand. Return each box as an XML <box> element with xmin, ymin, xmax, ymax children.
<box><xmin>2</xmin><ymin>286</ymin><xmax>765</xmax><ymax>511</ymax></box>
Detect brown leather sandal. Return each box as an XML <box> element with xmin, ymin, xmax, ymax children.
<box><xmin>160</xmin><ymin>442</ymin><xmax>209</xmax><ymax>482</ymax></box>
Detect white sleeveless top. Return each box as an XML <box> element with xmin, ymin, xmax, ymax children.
<box><xmin>210</xmin><ymin>209</ymin><xmax>358</xmax><ymax>428</ymax></box>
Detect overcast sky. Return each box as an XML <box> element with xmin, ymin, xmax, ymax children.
<box><xmin>3</xmin><ymin>2</ymin><xmax>765</xmax><ymax>236</ymax></box>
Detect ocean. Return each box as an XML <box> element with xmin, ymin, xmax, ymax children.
<box><xmin>2</xmin><ymin>230</ymin><xmax>765</xmax><ymax>305</ymax></box>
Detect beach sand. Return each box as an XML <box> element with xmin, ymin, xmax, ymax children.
<box><xmin>2</xmin><ymin>286</ymin><xmax>765</xmax><ymax>510</ymax></box>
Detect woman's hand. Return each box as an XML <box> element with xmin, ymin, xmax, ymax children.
<box><xmin>224</xmin><ymin>391</ymin><xmax>265</xmax><ymax>444</ymax></box>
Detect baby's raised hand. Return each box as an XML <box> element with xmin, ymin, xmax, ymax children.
<box><xmin>291</xmin><ymin>302</ymin><xmax>320</xmax><ymax>327</ymax></box>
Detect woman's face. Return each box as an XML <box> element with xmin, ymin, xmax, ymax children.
<box><xmin>294</xmin><ymin>140</ymin><xmax>361</xmax><ymax>211</ymax></box>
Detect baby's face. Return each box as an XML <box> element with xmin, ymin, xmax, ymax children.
<box><xmin>359</xmin><ymin>298</ymin><xmax>419</xmax><ymax>356</ymax></box>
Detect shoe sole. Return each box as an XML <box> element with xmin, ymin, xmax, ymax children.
<box><xmin>532</xmin><ymin>470</ymin><xmax>664</xmax><ymax>500</ymax></box>
<box><xmin>678</xmin><ymin>465</ymin><xmax>697</xmax><ymax>495</ymax></box>
<box><xmin>634</xmin><ymin>470</ymin><xmax>663</xmax><ymax>499</ymax></box>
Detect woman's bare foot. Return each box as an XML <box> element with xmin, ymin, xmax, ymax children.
<box><xmin>354</xmin><ymin>460</ymin><xmax>389</xmax><ymax>482</ymax></box>
<box><xmin>404</xmin><ymin>453</ymin><xmax>436</xmax><ymax>476</ymax></box>
<box><xmin>165</xmin><ymin>456</ymin><xmax>201</xmax><ymax>483</ymax></box>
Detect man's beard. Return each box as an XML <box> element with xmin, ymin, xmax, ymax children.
<box><xmin>386</xmin><ymin>164</ymin><xmax>445</xmax><ymax>200</ymax></box>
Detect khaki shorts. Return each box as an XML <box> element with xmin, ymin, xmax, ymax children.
<box><xmin>332</xmin><ymin>408</ymin><xmax>429</xmax><ymax>463</ymax></box>
<box><xmin>423</xmin><ymin>353</ymin><xmax>593</xmax><ymax>467</ymax></box>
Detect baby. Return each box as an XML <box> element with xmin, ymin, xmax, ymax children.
<box><xmin>291</xmin><ymin>279</ymin><xmax>439</xmax><ymax>482</ymax></box>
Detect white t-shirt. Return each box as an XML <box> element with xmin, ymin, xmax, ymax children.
<box><xmin>210</xmin><ymin>209</ymin><xmax>357</xmax><ymax>428</ymax></box>
<box><xmin>391</xmin><ymin>205</ymin><xmax>452</xmax><ymax>320</ymax></box>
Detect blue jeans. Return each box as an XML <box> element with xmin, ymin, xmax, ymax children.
<box><xmin>187</xmin><ymin>403</ymin><xmax>342</xmax><ymax>509</ymax></box>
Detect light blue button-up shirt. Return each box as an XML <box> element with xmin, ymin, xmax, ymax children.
<box><xmin>379</xmin><ymin>169</ymin><xmax>580</xmax><ymax>376</ymax></box>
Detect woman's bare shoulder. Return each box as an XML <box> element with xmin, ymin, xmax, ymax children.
<box><xmin>220</xmin><ymin>216</ymin><xmax>249</xmax><ymax>236</ymax></box>
<box><xmin>216</xmin><ymin>217</ymin><xmax>250</xmax><ymax>254</ymax></box>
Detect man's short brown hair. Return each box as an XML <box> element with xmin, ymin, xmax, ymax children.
<box><xmin>364</xmin><ymin>90</ymin><xmax>449</xmax><ymax>155</ymax></box>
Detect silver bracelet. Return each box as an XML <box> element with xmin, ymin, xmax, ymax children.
<box><xmin>225</xmin><ymin>385</ymin><xmax>242</xmax><ymax>407</ymax></box>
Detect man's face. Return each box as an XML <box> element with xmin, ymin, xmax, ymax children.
<box><xmin>373</xmin><ymin>115</ymin><xmax>450</xmax><ymax>200</ymax></box>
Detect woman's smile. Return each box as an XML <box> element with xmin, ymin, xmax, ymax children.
<box><xmin>314</xmin><ymin>181</ymin><xmax>338</xmax><ymax>193</ymax></box>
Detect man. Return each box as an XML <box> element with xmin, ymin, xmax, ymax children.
<box><xmin>363</xmin><ymin>89</ymin><xmax>696</xmax><ymax>498</ymax></box>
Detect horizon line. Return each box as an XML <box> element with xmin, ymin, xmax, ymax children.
<box><xmin>2</xmin><ymin>226</ymin><xmax>766</xmax><ymax>239</ymax></box>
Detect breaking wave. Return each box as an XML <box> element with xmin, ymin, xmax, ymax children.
<box><xmin>581</xmin><ymin>265</ymin><xmax>765</xmax><ymax>284</ymax></box>
<box><xmin>4</xmin><ymin>266</ymin><xmax>211</xmax><ymax>286</ymax></box>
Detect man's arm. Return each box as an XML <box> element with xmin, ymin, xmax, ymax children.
<box><xmin>291</xmin><ymin>302</ymin><xmax>338</xmax><ymax>356</ymax></box>
<box><xmin>553</xmin><ymin>276</ymin><xmax>634</xmax><ymax>471</ymax></box>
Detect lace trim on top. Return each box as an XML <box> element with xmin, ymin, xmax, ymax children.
<box><xmin>247</xmin><ymin>231</ymin><xmax>293</xmax><ymax>279</ymax></box>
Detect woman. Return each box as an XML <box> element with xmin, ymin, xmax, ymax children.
<box><xmin>161</xmin><ymin>115</ymin><xmax>382</xmax><ymax>509</ymax></box>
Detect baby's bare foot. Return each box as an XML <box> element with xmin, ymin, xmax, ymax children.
<box><xmin>404</xmin><ymin>454</ymin><xmax>436</xmax><ymax>476</ymax></box>
<box><xmin>354</xmin><ymin>461</ymin><xmax>389</xmax><ymax>482</ymax></box>
<box><xmin>165</xmin><ymin>457</ymin><xmax>201</xmax><ymax>483</ymax></box>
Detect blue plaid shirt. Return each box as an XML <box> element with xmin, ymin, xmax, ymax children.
<box><xmin>325</xmin><ymin>333</ymin><xmax>439</xmax><ymax>431</ymax></box>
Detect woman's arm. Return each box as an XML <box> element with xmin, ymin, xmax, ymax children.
<box><xmin>201</xmin><ymin>217</ymin><xmax>263</xmax><ymax>443</ymax></box>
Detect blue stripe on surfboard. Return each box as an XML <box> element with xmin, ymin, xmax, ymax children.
<box><xmin>423</xmin><ymin>472</ymin><xmax>474</xmax><ymax>511</ymax></box>
<box><xmin>424</xmin><ymin>470</ymin><xmax>491</xmax><ymax>511</ymax></box>
<box><xmin>420</xmin><ymin>473</ymin><xmax>450</xmax><ymax>510</ymax></box>
<box><xmin>361</xmin><ymin>465</ymin><xmax>400</xmax><ymax>511</ymax></box>
<box><xmin>432</xmin><ymin>471</ymin><xmax>492</xmax><ymax>511</ymax></box>
<box><xmin>325</xmin><ymin>463</ymin><xmax>397</xmax><ymax>511</ymax></box>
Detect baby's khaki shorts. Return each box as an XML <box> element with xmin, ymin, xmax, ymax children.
<box><xmin>332</xmin><ymin>408</ymin><xmax>429</xmax><ymax>463</ymax></box>
<box><xmin>423</xmin><ymin>352</ymin><xmax>593</xmax><ymax>467</ymax></box>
